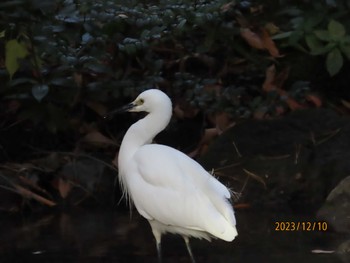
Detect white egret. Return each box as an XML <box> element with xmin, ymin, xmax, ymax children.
<box><xmin>111</xmin><ymin>89</ymin><xmax>237</xmax><ymax>262</ymax></box>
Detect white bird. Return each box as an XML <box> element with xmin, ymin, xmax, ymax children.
<box><xmin>112</xmin><ymin>89</ymin><xmax>237</xmax><ymax>262</ymax></box>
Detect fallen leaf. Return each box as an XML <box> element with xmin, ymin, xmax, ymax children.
<box><xmin>58</xmin><ymin>178</ymin><xmax>72</xmax><ymax>199</ymax></box>
<box><xmin>241</xmin><ymin>27</ymin><xmax>281</xmax><ymax>57</ymax></box>
<box><xmin>261</xmin><ymin>28</ymin><xmax>281</xmax><ymax>57</ymax></box>
<box><xmin>262</xmin><ymin>64</ymin><xmax>277</xmax><ymax>92</ymax></box>
<box><xmin>215</xmin><ymin>111</ymin><xmax>235</xmax><ymax>134</ymax></box>
<box><xmin>240</xmin><ymin>28</ymin><xmax>265</xmax><ymax>50</ymax></box>
<box><xmin>274</xmin><ymin>66</ymin><xmax>290</xmax><ymax>90</ymax></box>
<box><xmin>306</xmin><ymin>94</ymin><xmax>322</xmax><ymax>107</ymax></box>
<box><xmin>262</xmin><ymin>65</ymin><xmax>304</xmax><ymax>111</ymax></box>
<box><xmin>220</xmin><ymin>1</ymin><xmax>236</xmax><ymax>12</ymax></box>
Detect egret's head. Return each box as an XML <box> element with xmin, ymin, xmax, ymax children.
<box><xmin>104</xmin><ymin>89</ymin><xmax>172</xmax><ymax>119</ymax></box>
<box><xmin>128</xmin><ymin>89</ymin><xmax>172</xmax><ymax>113</ymax></box>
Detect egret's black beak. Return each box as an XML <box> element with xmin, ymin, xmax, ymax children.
<box><xmin>104</xmin><ymin>102</ymin><xmax>135</xmax><ymax>119</ymax></box>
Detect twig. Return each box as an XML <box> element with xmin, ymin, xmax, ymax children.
<box><xmin>243</xmin><ymin>168</ymin><xmax>266</xmax><ymax>189</ymax></box>
<box><xmin>258</xmin><ymin>154</ymin><xmax>290</xmax><ymax>160</ymax></box>
<box><xmin>213</xmin><ymin>162</ymin><xmax>241</xmax><ymax>172</ymax></box>
<box><xmin>295</xmin><ymin>143</ymin><xmax>301</xmax><ymax>164</ymax></box>
<box><xmin>13</xmin><ymin>184</ymin><xmax>56</xmax><ymax>207</ymax></box>
<box><xmin>315</xmin><ymin>128</ymin><xmax>341</xmax><ymax>146</ymax></box>
<box><xmin>232</xmin><ymin>139</ymin><xmax>242</xmax><ymax>157</ymax></box>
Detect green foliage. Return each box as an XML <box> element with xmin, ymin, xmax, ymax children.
<box><xmin>272</xmin><ymin>1</ymin><xmax>350</xmax><ymax>76</ymax></box>
<box><xmin>0</xmin><ymin>0</ymin><xmax>348</xmax><ymax>143</ymax></box>
<box><xmin>307</xmin><ymin>20</ymin><xmax>350</xmax><ymax>76</ymax></box>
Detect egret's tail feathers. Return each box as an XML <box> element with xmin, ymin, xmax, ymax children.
<box><xmin>217</xmin><ymin>225</ymin><xmax>238</xmax><ymax>242</ymax></box>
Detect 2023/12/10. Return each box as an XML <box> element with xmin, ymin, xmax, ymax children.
<box><xmin>274</xmin><ymin>221</ymin><xmax>328</xmax><ymax>231</ymax></box>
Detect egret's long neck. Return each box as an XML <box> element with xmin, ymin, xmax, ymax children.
<box><xmin>119</xmin><ymin>109</ymin><xmax>171</xmax><ymax>166</ymax></box>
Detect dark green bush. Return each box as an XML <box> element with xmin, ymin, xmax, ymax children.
<box><xmin>1</xmin><ymin>0</ymin><xmax>349</xmax><ymax>139</ymax></box>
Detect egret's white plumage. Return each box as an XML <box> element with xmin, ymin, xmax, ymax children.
<box><xmin>116</xmin><ymin>89</ymin><xmax>237</xmax><ymax>262</ymax></box>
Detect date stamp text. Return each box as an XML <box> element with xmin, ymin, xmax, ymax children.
<box><xmin>274</xmin><ymin>221</ymin><xmax>328</xmax><ymax>231</ymax></box>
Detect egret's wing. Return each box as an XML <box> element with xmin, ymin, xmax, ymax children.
<box><xmin>127</xmin><ymin>144</ymin><xmax>236</xmax><ymax>241</ymax></box>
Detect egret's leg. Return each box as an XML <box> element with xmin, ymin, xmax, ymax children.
<box><xmin>183</xmin><ymin>236</ymin><xmax>196</xmax><ymax>263</ymax></box>
<box><xmin>151</xmin><ymin>227</ymin><xmax>162</xmax><ymax>263</ymax></box>
<box><xmin>156</xmin><ymin>239</ymin><xmax>162</xmax><ymax>263</ymax></box>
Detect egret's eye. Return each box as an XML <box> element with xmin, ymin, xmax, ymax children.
<box><xmin>139</xmin><ymin>98</ymin><xmax>144</xmax><ymax>104</ymax></box>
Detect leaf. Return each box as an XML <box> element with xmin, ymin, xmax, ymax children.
<box><xmin>5</xmin><ymin>39</ymin><xmax>29</xmax><ymax>79</ymax></box>
<box><xmin>305</xmin><ymin>34</ymin><xmax>323</xmax><ymax>52</ymax></box>
<box><xmin>81</xmin><ymin>32</ymin><xmax>93</xmax><ymax>44</ymax></box>
<box><xmin>0</xmin><ymin>30</ymin><xmax>5</xmax><ymax>38</ymax></box>
<box><xmin>177</xmin><ymin>18</ymin><xmax>187</xmax><ymax>30</ymax></box>
<box><xmin>311</xmin><ymin>42</ymin><xmax>336</xmax><ymax>55</ymax></box>
<box><xmin>288</xmin><ymin>29</ymin><xmax>304</xmax><ymax>45</ymax></box>
<box><xmin>314</xmin><ymin>30</ymin><xmax>331</xmax><ymax>41</ymax></box>
<box><xmin>303</xmin><ymin>14</ymin><xmax>324</xmax><ymax>32</ymax></box>
<box><xmin>271</xmin><ymin>31</ymin><xmax>292</xmax><ymax>40</ymax></box>
<box><xmin>9</xmin><ymin>77</ymin><xmax>36</xmax><ymax>87</ymax></box>
<box><xmin>339</xmin><ymin>44</ymin><xmax>350</xmax><ymax>60</ymax></box>
<box><xmin>124</xmin><ymin>44</ymin><xmax>137</xmax><ymax>55</ymax></box>
<box><xmin>326</xmin><ymin>48</ymin><xmax>343</xmax><ymax>76</ymax></box>
<box><xmin>84</xmin><ymin>62</ymin><xmax>111</xmax><ymax>74</ymax></box>
<box><xmin>32</xmin><ymin>84</ymin><xmax>49</xmax><ymax>102</ymax></box>
<box><xmin>328</xmin><ymin>20</ymin><xmax>346</xmax><ymax>38</ymax></box>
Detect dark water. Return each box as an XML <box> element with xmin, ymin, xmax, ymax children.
<box><xmin>0</xmin><ymin>209</ymin><xmax>347</xmax><ymax>263</ymax></box>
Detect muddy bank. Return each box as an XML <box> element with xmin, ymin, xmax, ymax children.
<box><xmin>199</xmin><ymin>109</ymin><xmax>350</xmax><ymax>212</ymax></box>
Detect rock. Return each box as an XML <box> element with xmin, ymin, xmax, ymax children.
<box><xmin>337</xmin><ymin>239</ymin><xmax>350</xmax><ymax>263</ymax></box>
<box><xmin>317</xmin><ymin>176</ymin><xmax>350</xmax><ymax>234</ymax></box>
<box><xmin>337</xmin><ymin>239</ymin><xmax>350</xmax><ymax>254</ymax></box>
